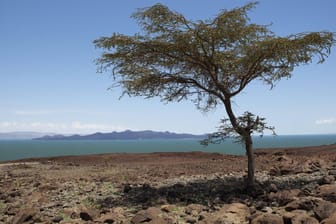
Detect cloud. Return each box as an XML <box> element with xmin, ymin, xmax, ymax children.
<box><xmin>13</xmin><ymin>109</ymin><xmax>112</xmax><ymax>116</ymax></box>
<box><xmin>315</xmin><ymin>118</ymin><xmax>336</xmax><ymax>125</ymax></box>
<box><xmin>71</xmin><ymin>121</ymin><xmax>125</xmax><ymax>132</ymax></box>
<box><xmin>0</xmin><ymin>121</ymin><xmax>126</xmax><ymax>134</ymax></box>
<box><xmin>14</xmin><ymin>110</ymin><xmax>54</xmax><ymax>115</ymax></box>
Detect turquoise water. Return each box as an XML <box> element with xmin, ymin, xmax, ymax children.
<box><xmin>0</xmin><ymin>135</ymin><xmax>335</xmax><ymax>162</ymax></box>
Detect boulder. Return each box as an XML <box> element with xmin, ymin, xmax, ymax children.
<box><xmin>51</xmin><ymin>216</ymin><xmax>63</xmax><ymax>223</ymax></box>
<box><xmin>317</xmin><ymin>184</ymin><xmax>336</xmax><ymax>202</ymax></box>
<box><xmin>79</xmin><ymin>206</ymin><xmax>99</xmax><ymax>221</ymax></box>
<box><xmin>204</xmin><ymin>203</ymin><xmax>250</xmax><ymax>224</ymax></box>
<box><xmin>38</xmin><ymin>184</ymin><xmax>58</xmax><ymax>192</ymax></box>
<box><xmin>321</xmin><ymin>212</ymin><xmax>336</xmax><ymax>224</ymax></box>
<box><xmin>251</xmin><ymin>213</ymin><xmax>283</xmax><ymax>224</ymax></box>
<box><xmin>312</xmin><ymin>199</ymin><xmax>336</xmax><ymax>221</ymax></box>
<box><xmin>283</xmin><ymin>210</ymin><xmax>319</xmax><ymax>224</ymax></box>
<box><xmin>12</xmin><ymin>208</ymin><xmax>37</xmax><ymax>224</ymax></box>
<box><xmin>268</xmin><ymin>189</ymin><xmax>301</xmax><ymax>206</ymax></box>
<box><xmin>96</xmin><ymin>214</ymin><xmax>118</xmax><ymax>224</ymax></box>
<box><xmin>131</xmin><ymin>207</ymin><xmax>172</xmax><ymax>224</ymax></box>
<box><xmin>285</xmin><ymin>197</ymin><xmax>316</xmax><ymax>211</ymax></box>
<box><xmin>302</xmin><ymin>159</ymin><xmax>325</xmax><ymax>173</ymax></box>
<box><xmin>95</xmin><ymin>207</ymin><xmax>127</xmax><ymax>223</ymax></box>
<box><xmin>161</xmin><ymin>204</ymin><xmax>177</xmax><ymax>213</ymax></box>
<box><xmin>269</xmin><ymin>155</ymin><xmax>301</xmax><ymax>176</ymax></box>
<box><xmin>184</xmin><ymin>204</ymin><xmax>206</xmax><ymax>216</ymax></box>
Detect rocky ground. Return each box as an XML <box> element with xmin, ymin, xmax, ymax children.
<box><xmin>1</xmin><ymin>144</ymin><xmax>336</xmax><ymax>223</ymax></box>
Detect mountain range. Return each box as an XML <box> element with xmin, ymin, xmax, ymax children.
<box><xmin>0</xmin><ymin>132</ymin><xmax>56</xmax><ymax>140</ymax></box>
<box><xmin>33</xmin><ymin>130</ymin><xmax>205</xmax><ymax>140</ymax></box>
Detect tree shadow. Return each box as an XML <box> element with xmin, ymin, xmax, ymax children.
<box><xmin>98</xmin><ymin>176</ymin><xmax>248</xmax><ymax>209</ymax></box>
<box><xmin>97</xmin><ymin>172</ymin><xmax>327</xmax><ymax>210</ymax></box>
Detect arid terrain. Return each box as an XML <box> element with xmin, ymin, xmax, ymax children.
<box><xmin>1</xmin><ymin>144</ymin><xmax>336</xmax><ymax>223</ymax></box>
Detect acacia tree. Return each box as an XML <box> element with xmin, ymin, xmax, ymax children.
<box><xmin>94</xmin><ymin>2</ymin><xmax>335</xmax><ymax>188</ymax></box>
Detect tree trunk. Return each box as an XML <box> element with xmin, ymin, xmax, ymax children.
<box><xmin>244</xmin><ymin>133</ymin><xmax>255</xmax><ymax>189</ymax></box>
<box><xmin>222</xmin><ymin>97</ymin><xmax>255</xmax><ymax>189</ymax></box>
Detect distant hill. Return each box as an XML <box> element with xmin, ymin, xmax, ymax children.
<box><xmin>34</xmin><ymin>130</ymin><xmax>205</xmax><ymax>140</ymax></box>
<box><xmin>0</xmin><ymin>132</ymin><xmax>57</xmax><ymax>140</ymax></box>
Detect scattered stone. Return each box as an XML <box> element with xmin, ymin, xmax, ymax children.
<box><xmin>3</xmin><ymin>147</ymin><xmax>336</xmax><ymax>224</ymax></box>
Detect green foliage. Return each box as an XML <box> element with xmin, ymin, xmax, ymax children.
<box><xmin>201</xmin><ymin>112</ymin><xmax>275</xmax><ymax>146</ymax></box>
<box><xmin>94</xmin><ymin>2</ymin><xmax>334</xmax><ymax>112</ymax></box>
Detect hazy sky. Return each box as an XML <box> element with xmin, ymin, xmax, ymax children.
<box><xmin>1</xmin><ymin>0</ymin><xmax>335</xmax><ymax>135</ymax></box>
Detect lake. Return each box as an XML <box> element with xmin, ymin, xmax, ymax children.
<box><xmin>0</xmin><ymin>134</ymin><xmax>335</xmax><ymax>162</ymax></box>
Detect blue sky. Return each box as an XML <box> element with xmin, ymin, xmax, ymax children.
<box><xmin>1</xmin><ymin>0</ymin><xmax>335</xmax><ymax>135</ymax></box>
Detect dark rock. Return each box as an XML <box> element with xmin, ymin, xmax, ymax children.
<box><xmin>80</xmin><ymin>211</ymin><xmax>94</xmax><ymax>221</ymax></box>
<box><xmin>268</xmin><ymin>183</ymin><xmax>278</xmax><ymax>193</ymax></box>
<box><xmin>51</xmin><ymin>216</ymin><xmax>63</xmax><ymax>223</ymax></box>
<box><xmin>185</xmin><ymin>216</ymin><xmax>197</xmax><ymax>223</ymax></box>
<box><xmin>301</xmin><ymin>183</ymin><xmax>319</xmax><ymax>196</ymax></box>
<box><xmin>319</xmin><ymin>176</ymin><xmax>335</xmax><ymax>185</ymax></box>
<box><xmin>328</xmin><ymin>170</ymin><xmax>336</xmax><ymax>176</ymax></box>
<box><xmin>255</xmin><ymin>200</ymin><xmax>267</xmax><ymax>210</ymax></box>
<box><xmin>269</xmin><ymin>166</ymin><xmax>281</xmax><ymax>176</ymax></box>
<box><xmin>32</xmin><ymin>182</ymin><xmax>41</xmax><ymax>188</ymax></box>
<box><xmin>9</xmin><ymin>191</ymin><xmax>21</xmax><ymax>198</ymax></box>
<box><xmin>123</xmin><ymin>184</ymin><xmax>132</xmax><ymax>193</ymax></box>
<box><xmin>79</xmin><ymin>206</ymin><xmax>99</xmax><ymax>221</ymax></box>
<box><xmin>96</xmin><ymin>214</ymin><xmax>116</xmax><ymax>223</ymax></box>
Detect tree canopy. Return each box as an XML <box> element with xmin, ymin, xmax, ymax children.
<box><xmin>95</xmin><ymin>2</ymin><xmax>334</xmax><ymax>111</ymax></box>
<box><xmin>94</xmin><ymin>2</ymin><xmax>335</xmax><ymax>188</ymax></box>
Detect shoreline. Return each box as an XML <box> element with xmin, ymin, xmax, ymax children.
<box><xmin>2</xmin><ymin>143</ymin><xmax>335</xmax><ymax>164</ymax></box>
